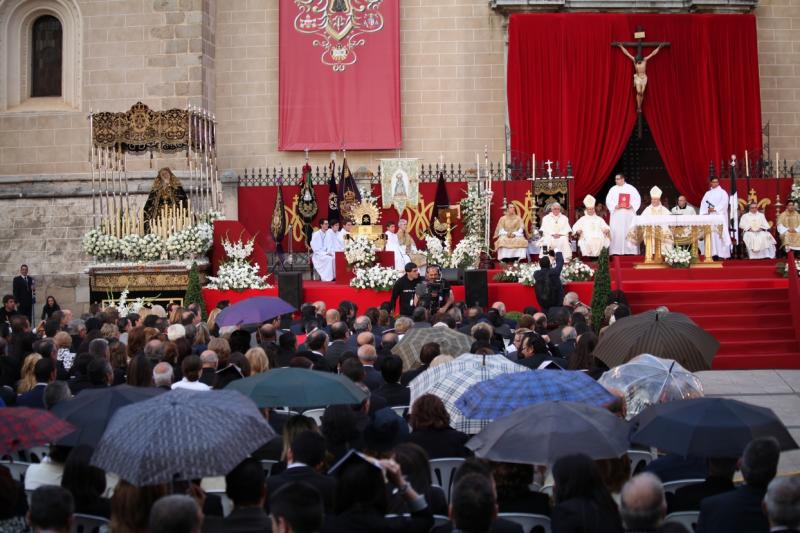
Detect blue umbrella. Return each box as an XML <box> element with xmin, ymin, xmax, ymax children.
<box><xmin>226</xmin><ymin>367</ymin><xmax>367</xmax><ymax>408</ymax></box>
<box><xmin>216</xmin><ymin>296</ymin><xmax>295</xmax><ymax>327</ymax></box>
<box><xmin>455</xmin><ymin>370</ymin><xmax>616</xmax><ymax>420</ymax></box>
<box><xmin>91</xmin><ymin>389</ymin><xmax>275</xmax><ymax>486</ymax></box>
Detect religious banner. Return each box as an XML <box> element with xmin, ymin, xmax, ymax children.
<box><xmin>278</xmin><ymin>0</ymin><xmax>401</xmax><ymax>150</ymax></box>
<box><xmin>380</xmin><ymin>158</ymin><xmax>419</xmax><ymax>217</ymax></box>
<box><xmin>338</xmin><ymin>157</ymin><xmax>361</xmax><ymax>222</ymax></box>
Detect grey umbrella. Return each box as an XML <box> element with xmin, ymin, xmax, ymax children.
<box><xmin>91</xmin><ymin>389</ymin><xmax>276</xmax><ymax>486</ymax></box>
<box><xmin>392</xmin><ymin>327</ymin><xmax>473</xmax><ymax>370</ymax></box>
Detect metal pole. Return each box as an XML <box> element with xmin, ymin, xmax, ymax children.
<box><xmin>89</xmin><ymin>110</ymin><xmax>97</xmax><ymax>227</ymax></box>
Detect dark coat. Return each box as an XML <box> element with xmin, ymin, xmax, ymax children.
<box><xmin>533</xmin><ymin>252</ymin><xmax>564</xmax><ymax>312</ymax></box>
<box><xmin>325</xmin><ymin>340</ymin><xmax>350</xmax><ymax>367</ymax></box>
<box><xmin>644</xmin><ymin>454</ymin><xmax>707</xmax><ymax>483</ymax></box>
<box><xmin>362</xmin><ymin>365</ymin><xmax>386</xmax><ymax>391</ymax></box>
<box><xmin>12</xmin><ymin>276</ymin><xmax>33</xmax><ymax>317</ymax></box>
<box><xmin>266</xmin><ymin>465</ymin><xmax>337</xmax><ymax>513</ymax></box>
<box><xmin>551</xmin><ymin>498</ymin><xmax>623</xmax><ymax>533</ymax></box>
<box><xmin>322</xmin><ymin>506</ymin><xmax>433</xmax><ymax>533</ymax></box>
<box><xmin>498</xmin><ymin>490</ymin><xmax>551</xmax><ymax>517</ymax></box>
<box><xmin>16</xmin><ymin>383</ymin><xmax>47</xmax><ymax>409</ymax></box>
<box><xmin>667</xmin><ymin>476</ymin><xmax>735</xmax><ymax>513</ymax></box>
<box><xmin>696</xmin><ymin>484</ymin><xmax>769</xmax><ymax>533</ymax></box>
<box><xmin>408</xmin><ymin>428</ymin><xmax>471</xmax><ymax>459</ymax></box>
<box><xmin>203</xmin><ymin>507</ymin><xmax>272</xmax><ymax>533</ymax></box>
<box><xmin>431</xmin><ymin>518</ymin><xmax>524</xmax><ymax>533</ymax></box>
<box><xmin>374</xmin><ymin>382</ymin><xmax>410</xmax><ymax>407</ymax></box>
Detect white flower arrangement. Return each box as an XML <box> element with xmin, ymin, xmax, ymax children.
<box><xmin>790</xmin><ymin>181</ymin><xmax>800</xmax><ymax>208</ymax></box>
<box><xmin>493</xmin><ymin>263</ymin><xmax>540</xmax><ymax>287</ymax></box>
<box><xmin>83</xmin><ymin>228</ymin><xmax>121</xmax><ymax>259</ymax></box>
<box><xmin>451</xmin><ymin>235</ymin><xmax>482</xmax><ymax>269</ymax></box>
<box><xmin>105</xmin><ymin>288</ymin><xmax>152</xmax><ymax>318</ymax></box>
<box><xmin>205</xmin><ymin>237</ymin><xmax>272</xmax><ymax>291</ymax></box>
<box><xmin>344</xmin><ymin>235</ymin><xmax>376</xmax><ymax>268</ymax></box>
<box><xmin>350</xmin><ymin>265</ymin><xmax>400</xmax><ymax>291</ymax></box>
<box><xmin>425</xmin><ymin>234</ymin><xmax>451</xmax><ymax>268</ymax></box>
<box><xmin>83</xmin><ymin>221</ymin><xmax>215</xmax><ymax>262</ymax></box>
<box><xmin>664</xmin><ymin>247</ymin><xmax>692</xmax><ymax>268</ymax></box>
<box><xmin>459</xmin><ymin>184</ymin><xmax>488</xmax><ymax>244</ymax></box>
<box><xmin>560</xmin><ymin>258</ymin><xmax>595</xmax><ymax>282</ymax></box>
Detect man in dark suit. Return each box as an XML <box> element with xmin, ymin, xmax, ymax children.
<box><xmin>517</xmin><ymin>332</ymin><xmax>568</xmax><ymax>369</ymax></box>
<box><xmin>203</xmin><ymin>458</ymin><xmax>271</xmax><ymax>532</ymax></box>
<box><xmin>432</xmin><ymin>473</ymin><xmax>523</xmax><ymax>533</ymax></box>
<box><xmin>357</xmin><ymin>345</ymin><xmax>385</xmax><ymax>391</ymax></box>
<box><xmin>374</xmin><ymin>355</ymin><xmax>410</xmax><ymax>407</ymax></box>
<box><xmin>696</xmin><ymin>437</ymin><xmax>780</xmax><ymax>533</ymax></box>
<box><xmin>533</xmin><ymin>251</ymin><xmax>564</xmax><ymax>312</ymax></box>
<box><xmin>276</xmin><ymin>330</ymin><xmax>297</xmax><ymax>368</ymax></box>
<box><xmin>324</xmin><ymin>321</ymin><xmax>350</xmax><ymax>368</ymax></box>
<box><xmin>269</xmin><ymin>481</ymin><xmax>324</xmax><ymax>533</ymax></box>
<box><xmin>12</xmin><ymin>264</ymin><xmax>34</xmax><ymax>324</ymax></box>
<box><xmin>668</xmin><ymin>456</ymin><xmax>736</xmax><ymax>513</ymax></box>
<box><xmin>266</xmin><ymin>430</ymin><xmax>336</xmax><ymax>513</ymax></box>
<box><xmin>0</xmin><ymin>295</ymin><xmax>20</xmax><ymax>327</ymax></box>
<box><xmin>763</xmin><ymin>476</ymin><xmax>800</xmax><ymax>533</ymax></box>
<box><xmin>17</xmin><ymin>358</ymin><xmax>55</xmax><ymax>408</ymax></box>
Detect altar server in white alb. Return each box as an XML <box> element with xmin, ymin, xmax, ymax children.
<box><xmin>699</xmin><ymin>176</ymin><xmax>732</xmax><ymax>259</ymax></box>
<box><xmin>329</xmin><ymin>220</ymin><xmax>346</xmax><ymax>253</ymax></box>
<box><xmin>740</xmin><ymin>202</ymin><xmax>776</xmax><ymax>259</ymax></box>
<box><xmin>311</xmin><ymin>219</ymin><xmax>336</xmax><ymax>281</ymax></box>
<box><xmin>572</xmin><ymin>195</ymin><xmax>610</xmax><ymax>258</ymax></box>
<box><xmin>606</xmin><ymin>174</ymin><xmax>641</xmax><ymax>255</ymax></box>
<box><xmin>538</xmin><ymin>202</ymin><xmax>572</xmax><ymax>260</ymax></box>
<box><xmin>384</xmin><ymin>221</ymin><xmax>410</xmax><ymax>270</ymax></box>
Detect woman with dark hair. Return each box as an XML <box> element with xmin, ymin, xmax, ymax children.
<box><xmin>41</xmin><ymin>295</ymin><xmax>60</xmax><ymax>321</ymax></box>
<box><xmin>551</xmin><ymin>454</ymin><xmax>622</xmax><ymax>533</ymax></box>
<box><xmin>321</xmin><ymin>404</ymin><xmax>367</xmax><ymax>463</ymax></box>
<box><xmin>109</xmin><ymin>480</ymin><xmax>169</xmax><ymax>533</ymax></box>
<box><xmin>125</xmin><ymin>326</ymin><xmax>147</xmax><ymax>357</ymax></box>
<box><xmin>492</xmin><ymin>461</ymin><xmax>551</xmax><ymax>516</ymax></box>
<box><xmin>568</xmin><ymin>332</ymin><xmax>607</xmax><ymax>379</ymax></box>
<box><xmin>61</xmin><ymin>445</ymin><xmax>110</xmax><ymax>518</ymax></box>
<box><xmin>337</xmin><ymin>300</ymin><xmax>357</xmax><ymax>328</ymax></box>
<box><xmin>389</xmin><ymin>443</ymin><xmax>447</xmax><ymax>516</ymax></box>
<box><xmin>108</xmin><ymin>339</ymin><xmax>128</xmax><ymax>385</ymax></box>
<box><xmin>0</xmin><ymin>465</ymin><xmax>27</xmax><ymax>531</ymax></box>
<box><xmin>407</xmin><ymin>394</ymin><xmax>470</xmax><ymax>458</ymax></box>
<box><xmin>126</xmin><ymin>354</ymin><xmax>152</xmax><ymax>387</ymax></box>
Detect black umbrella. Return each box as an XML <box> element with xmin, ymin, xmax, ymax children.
<box><xmin>630</xmin><ymin>397</ymin><xmax>799</xmax><ymax>458</ymax></box>
<box><xmin>466</xmin><ymin>401</ymin><xmax>630</xmax><ymax>465</ymax></box>
<box><xmin>52</xmin><ymin>385</ymin><xmax>165</xmax><ymax>447</ymax></box>
<box><xmin>593</xmin><ymin>310</ymin><xmax>719</xmax><ymax>371</ymax></box>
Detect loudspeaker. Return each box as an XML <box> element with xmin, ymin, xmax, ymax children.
<box><xmin>278</xmin><ymin>272</ymin><xmax>303</xmax><ymax>310</ymax></box>
<box><xmin>463</xmin><ymin>270</ymin><xmax>488</xmax><ymax>308</ymax></box>
<box><xmin>440</xmin><ymin>268</ymin><xmax>463</xmax><ymax>285</ymax></box>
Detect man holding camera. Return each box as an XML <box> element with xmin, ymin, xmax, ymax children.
<box><xmin>414</xmin><ymin>265</ymin><xmax>454</xmax><ymax>316</ymax></box>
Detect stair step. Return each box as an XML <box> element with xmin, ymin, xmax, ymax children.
<box><xmin>704</xmin><ymin>327</ymin><xmax>796</xmax><ymax>342</ymax></box>
<box><xmin>712</xmin><ymin>352</ymin><xmax>800</xmax><ymax>370</ymax></box>
<box><xmin>627</xmin><ymin>288</ymin><xmax>788</xmax><ymax>304</ymax></box>
<box><xmin>692</xmin><ymin>314</ymin><xmax>793</xmax><ymax>328</ymax></box>
<box><xmin>629</xmin><ymin>300</ymin><xmax>787</xmax><ymax>315</ymax></box>
<box><xmin>716</xmin><ymin>339</ymin><xmax>799</xmax><ymax>355</ymax></box>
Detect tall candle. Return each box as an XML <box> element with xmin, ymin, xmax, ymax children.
<box><xmin>776</xmin><ymin>152</ymin><xmax>780</xmax><ymax>179</ymax></box>
<box><xmin>532</xmin><ymin>153</ymin><xmax>536</xmax><ymax>179</ymax></box>
<box><xmin>502</xmin><ymin>152</ymin><xmax>506</xmax><ymax>181</ymax></box>
<box><xmin>744</xmin><ymin>150</ymin><xmax>749</xmax><ymax>177</ymax></box>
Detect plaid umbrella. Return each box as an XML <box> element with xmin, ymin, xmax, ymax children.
<box><xmin>226</xmin><ymin>367</ymin><xmax>367</xmax><ymax>408</ymax></box>
<box><xmin>466</xmin><ymin>401</ymin><xmax>630</xmax><ymax>465</ymax></box>
<box><xmin>91</xmin><ymin>389</ymin><xmax>275</xmax><ymax>486</ymax></box>
<box><xmin>392</xmin><ymin>327</ymin><xmax>473</xmax><ymax>371</ymax></box>
<box><xmin>409</xmin><ymin>354</ymin><xmax>528</xmax><ymax>434</ymax></box>
<box><xmin>630</xmin><ymin>397</ymin><xmax>799</xmax><ymax>458</ymax></box>
<box><xmin>0</xmin><ymin>407</ymin><xmax>75</xmax><ymax>455</ymax></box>
<box><xmin>593</xmin><ymin>310</ymin><xmax>719</xmax><ymax>371</ymax></box>
<box><xmin>455</xmin><ymin>370</ymin><xmax>617</xmax><ymax>420</ymax></box>
<box><xmin>216</xmin><ymin>296</ymin><xmax>296</xmax><ymax>327</ymax></box>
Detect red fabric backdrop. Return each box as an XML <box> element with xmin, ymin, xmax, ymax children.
<box><xmin>278</xmin><ymin>0</ymin><xmax>401</xmax><ymax>150</ymax></box>
<box><xmin>507</xmin><ymin>14</ymin><xmax>762</xmax><ymax>206</ymax></box>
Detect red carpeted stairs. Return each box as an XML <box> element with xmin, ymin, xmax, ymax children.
<box><xmin>613</xmin><ymin>258</ymin><xmax>800</xmax><ymax>370</ymax></box>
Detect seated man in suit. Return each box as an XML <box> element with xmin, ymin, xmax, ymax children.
<box><xmin>696</xmin><ymin>437</ymin><xmax>780</xmax><ymax>533</ymax></box>
<box><xmin>763</xmin><ymin>476</ymin><xmax>800</xmax><ymax>533</ymax></box>
<box><xmin>269</xmin><ymin>481</ymin><xmax>324</xmax><ymax>533</ymax></box>
<box><xmin>266</xmin><ymin>431</ymin><xmax>336</xmax><ymax>513</ymax></box>
<box><xmin>668</xmin><ymin>456</ymin><xmax>737</xmax><ymax>513</ymax></box>
<box><xmin>374</xmin><ymin>355</ymin><xmax>410</xmax><ymax>407</ymax></box>
<box><xmin>204</xmin><ymin>458</ymin><xmax>270</xmax><ymax>532</ymax></box>
<box><xmin>17</xmin><ymin>358</ymin><xmax>55</xmax><ymax>408</ymax></box>
<box><xmin>357</xmin><ymin>344</ymin><xmax>385</xmax><ymax>392</ymax></box>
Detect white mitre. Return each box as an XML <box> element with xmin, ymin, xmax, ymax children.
<box><xmin>650</xmin><ymin>186</ymin><xmax>662</xmax><ymax>199</ymax></box>
<box><xmin>583</xmin><ymin>195</ymin><xmax>596</xmax><ymax>209</ymax></box>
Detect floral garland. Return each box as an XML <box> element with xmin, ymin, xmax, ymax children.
<box><xmin>664</xmin><ymin>247</ymin><xmax>692</xmax><ymax>268</ymax></box>
<box><xmin>492</xmin><ymin>263</ymin><xmax>539</xmax><ymax>287</ymax></box>
<box><xmin>205</xmin><ymin>237</ymin><xmax>272</xmax><ymax>291</ymax></box>
<box><xmin>790</xmin><ymin>181</ymin><xmax>800</xmax><ymax>208</ymax></box>
<box><xmin>344</xmin><ymin>235</ymin><xmax>376</xmax><ymax>268</ymax></box>
<box><xmin>350</xmin><ymin>265</ymin><xmax>401</xmax><ymax>291</ymax></box>
<box><xmin>560</xmin><ymin>258</ymin><xmax>595</xmax><ymax>282</ymax></box>
<box><xmin>459</xmin><ymin>184</ymin><xmax>489</xmax><ymax>245</ymax></box>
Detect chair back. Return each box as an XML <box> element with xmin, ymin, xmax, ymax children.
<box><xmin>302</xmin><ymin>408</ymin><xmax>326</xmax><ymax>426</ymax></box>
<box><xmin>24</xmin><ymin>445</ymin><xmax>50</xmax><ymax>463</ymax></box>
<box><xmin>429</xmin><ymin>457</ymin><xmax>465</xmax><ymax>502</ymax></box>
<box><xmin>261</xmin><ymin>459</ymin><xmax>279</xmax><ymax>477</ymax></box>
<box><xmin>497</xmin><ymin>512</ymin><xmax>552</xmax><ymax>533</ymax></box>
<box><xmin>662</xmin><ymin>478</ymin><xmax>705</xmax><ymax>495</ymax></box>
<box><xmin>0</xmin><ymin>460</ymin><xmax>31</xmax><ymax>483</ymax></box>
<box><xmin>665</xmin><ymin>511</ymin><xmax>700</xmax><ymax>532</ymax></box>
<box><xmin>390</xmin><ymin>405</ymin><xmax>409</xmax><ymax>418</ymax></box>
<box><xmin>70</xmin><ymin>513</ymin><xmax>109</xmax><ymax>533</ymax></box>
<box><xmin>627</xmin><ymin>449</ymin><xmax>655</xmax><ymax>474</ymax></box>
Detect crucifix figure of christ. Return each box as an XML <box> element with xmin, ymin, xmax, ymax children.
<box><xmin>612</xmin><ymin>27</ymin><xmax>670</xmax><ymax>137</ymax></box>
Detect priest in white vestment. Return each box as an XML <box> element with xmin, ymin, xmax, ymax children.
<box><xmin>699</xmin><ymin>177</ymin><xmax>732</xmax><ymax>259</ymax></box>
<box><xmin>572</xmin><ymin>195</ymin><xmax>610</xmax><ymax>258</ymax></box>
<box><xmin>777</xmin><ymin>202</ymin><xmax>800</xmax><ymax>251</ymax></box>
<box><xmin>606</xmin><ymin>174</ymin><xmax>641</xmax><ymax>255</ymax></box>
<box><xmin>311</xmin><ymin>219</ymin><xmax>335</xmax><ymax>281</ymax></box>
<box><xmin>637</xmin><ymin>186</ymin><xmax>673</xmax><ymax>254</ymax></box>
<box><xmin>494</xmin><ymin>205</ymin><xmax>529</xmax><ymax>262</ymax></box>
<box><xmin>671</xmin><ymin>195</ymin><xmax>697</xmax><ymax>215</ymax></box>
<box><xmin>538</xmin><ymin>202</ymin><xmax>572</xmax><ymax>260</ymax></box>
<box><xmin>385</xmin><ymin>221</ymin><xmax>410</xmax><ymax>270</ymax></box>
<box><xmin>329</xmin><ymin>221</ymin><xmax>346</xmax><ymax>252</ymax></box>
<box><xmin>338</xmin><ymin>220</ymin><xmax>353</xmax><ymax>248</ymax></box>
<box><xmin>739</xmin><ymin>202</ymin><xmax>776</xmax><ymax>259</ymax></box>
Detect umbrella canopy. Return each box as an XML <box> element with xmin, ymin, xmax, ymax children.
<box><xmin>226</xmin><ymin>367</ymin><xmax>367</xmax><ymax>408</ymax></box>
<box><xmin>216</xmin><ymin>296</ymin><xmax>295</xmax><ymax>327</ymax></box>
<box><xmin>455</xmin><ymin>370</ymin><xmax>617</xmax><ymax>420</ymax></box>
<box><xmin>593</xmin><ymin>310</ymin><xmax>719</xmax><ymax>371</ymax></box>
<box><xmin>0</xmin><ymin>408</ymin><xmax>75</xmax><ymax>455</ymax></box>
<box><xmin>409</xmin><ymin>354</ymin><xmax>528</xmax><ymax>434</ymax></box>
<box><xmin>52</xmin><ymin>385</ymin><xmax>165</xmax><ymax>447</ymax></box>
<box><xmin>630</xmin><ymin>397</ymin><xmax>799</xmax><ymax>458</ymax></box>
<box><xmin>392</xmin><ymin>327</ymin><xmax>473</xmax><ymax>371</ymax></box>
<box><xmin>466</xmin><ymin>401</ymin><xmax>630</xmax><ymax>465</ymax></box>
<box><xmin>91</xmin><ymin>389</ymin><xmax>275</xmax><ymax>486</ymax></box>
<box><xmin>598</xmin><ymin>354</ymin><xmax>704</xmax><ymax>420</ymax></box>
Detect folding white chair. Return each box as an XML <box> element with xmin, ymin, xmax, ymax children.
<box><xmin>261</xmin><ymin>459</ymin><xmax>279</xmax><ymax>477</ymax></box>
<box><xmin>627</xmin><ymin>449</ymin><xmax>655</xmax><ymax>474</ymax></box>
<box><xmin>429</xmin><ymin>457</ymin><xmax>465</xmax><ymax>502</ymax></box>
<box><xmin>662</xmin><ymin>478</ymin><xmax>705</xmax><ymax>495</ymax></box>
<box><xmin>390</xmin><ymin>405</ymin><xmax>409</xmax><ymax>418</ymax></box>
<box><xmin>302</xmin><ymin>408</ymin><xmax>326</xmax><ymax>426</ymax></box>
<box><xmin>0</xmin><ymin>460</ymin><xmax>31</xmax><ymax>484</ymax></box>
<box><xmin>665</xmin><ymin>511</ymin><xmax>700</xmax><ymax>532</ymax></box>
<box><xmin>70</xmin><ymin>513</ymin><xmax>109</xmax><ymax>533</ymax></box>
<box><xmin>497</xmin><ymin>512</ymin><xmax>552</xmax><ymax>533</ymax></box>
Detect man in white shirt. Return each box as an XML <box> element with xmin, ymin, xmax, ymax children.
<box><xmin>172</xmin><ymin>355</ymin><xmax>211</xmax><ymax>391</ymax></box>
<box><xmin>671</xmin><ymin>195</ymin><xmax>697</xmax><ymax>215</ymax></box>
<box><xmin>329</xmin><ymin>221</ymin><xmax>345</xmax><ymax>253</ymax></box>
<box><xmin>310</xmin><ymin>219</ymin><xmax>336</xmax><ymax>281</ymax></box>
<box><xmin>699</xmin><ymin>177</ymin><xmax>732</xmax><ymax>259</ymax></box>
<box><xmin>571</xmin><ymin>195</ymin><xmax>611</xmax><ymax>258</ymax></box>
<box><xmin>739</xmin><ymin>202</ymin><xmax>775</xmax><ymax>259</ymax></box>
<box><xmin>606</xmin><ymin>174</ymin><xmax>641</xmax><ymax>255</ymax></box>
<box><xmin>538</xmin><ymin>202</ymin><xmax>572</xmax><ymax>260</ymax></box>
<box><xmin>385</xmin><ymin>221</ymin><xmax>410</xmax><ymax>270</ymax></box>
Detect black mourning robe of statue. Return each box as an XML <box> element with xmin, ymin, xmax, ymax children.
<box><xmin>143</xmin><ymin>167</ymin><xmax>189</xmax><ymax>233</ymax></box>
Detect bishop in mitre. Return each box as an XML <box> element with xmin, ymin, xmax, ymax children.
<box><xmin>699</xmin><ymin>176</ymin><xmax>732</xmax><ymax>259</ymax></box>
<box><xmin>778</xmin><ymin>202</ymin><xmax>800</xmax><ymax>251</ymax></box>
<box><xmin>740</xmin><ymin>202</ymin><xmax>776</xmax><ymax>259</ymax></box>
<box><xmin>494</xmin><ymin>205</ymin><xmax>528</xmax><ymax>262</ymax></box>
<box><xmin>634</xmin><ymin>186</ymin><xmax>673</xmax><ymax>254</ymax></box>
<box><xmin>311</xmin><ymin>219</ymin><xmax>336</xmax><ymax>281</ymax></box>
<box><xmin>572</xmin><ymin>195</ymin><xmax>611</xmax><ymax>258</ymax></box>
<box><xmin>538</xmin><ymin>202</ymin><xmax>572</xmax><ymax>260</ymax></box>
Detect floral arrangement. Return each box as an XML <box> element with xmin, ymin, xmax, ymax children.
<box><xmin>776</xmin><ymin>260</ymin><xmax>800</xmax><ymax>277</ymax></box>
<box><xmin>105</xmin><ymin>288</ymin><xmax>150</xmax><ymax>318</ymax></box>
<box><xmin>425</xmin><ymin>234</ymin><xmax>451</xmax><ymax>268</ymax></box>
<box><xmin>83</xmin><ymin>219</ymin><xmax>215</xmax><ymax>262</ymax></box>
<box><xmin>344</xmin><ymin>235</ymin><xmax>376</xmax><ymax>268</ymax></box>
<box><xmin>790</xmin><ymin>181</ymin><xmax>800</xmax><ymax>208</ymax></box>
<box><xmin>561</xmin><ymin>258</ymin><xmax>595</xmax><ymax>281</ymax></box>
<box><xmin>459</xmin><ymin>184</ymin><xmax>489</xmax><ymax>244</ymax></box>
<box><xmin>492</xmin><ymin>263</ymin><xmax>539</xmax><ymax>287</ymax></box>
<box><xmin>350</xmin><ymin>265</ymin><xmax>400</xmax><ymax>291</ymax></box>
<box><xmin>424</xmin><ymin>234</ymin><xmax>481</xmax><ymax>269</ymax></box>
<box><xmin>205</xmin><ymin>237</ymin><xmax>272</xmax><ymax>291</ymax></box>
<box><xmin>664</xmin><ymin>247</ymin><xmax>692</xmax><ymax>268</ymax></box>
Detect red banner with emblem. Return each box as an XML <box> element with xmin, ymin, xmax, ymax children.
<box><xmin>279</xmin><ymin>0</ymin><xmax>401</xmax><ymax>151</ymax></box>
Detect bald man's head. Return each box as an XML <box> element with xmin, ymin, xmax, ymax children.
<box><xmin>620</xmin><ymin>473</ymin><xmax>666</xmax><ymax>530</ymax></box>
<box><xmin>357</xmin><ymin>344</ymin><xmax>377</xmax><ymax>363</ymax></box>
<box><xmin>356</xmin><ymin>331</ymin><xmax>374</xmax><ymax>347</ymax></box>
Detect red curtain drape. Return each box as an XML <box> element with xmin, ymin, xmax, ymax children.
<box><xmin>507</xmin><ymin>14</ymin><xmax>762</xmax><ymax>206</ymax></box>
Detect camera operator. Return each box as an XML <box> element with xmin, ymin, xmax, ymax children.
<box><xmin>414</xmin><ymin>265</ymin><xmax>454</xmax><ymax>316</ymax></box>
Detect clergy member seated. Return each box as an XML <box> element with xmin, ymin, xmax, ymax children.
<box><xmin>397</xmin><ymin>219</ymin><xmax>426</xmax><ymax>267</ymax></box>
<box><xmin>538</xmin><ymin>202</ymin><xmax>572</xmax><ymax>260</ymax></box>
<box><xmin>571</xmin><ymin>195</ymin><xmax>610</xmax><ymax>259</ymax></box>
<box><xmin>494</xmin><ymin>205</ymin><xmax>528</xmax><ymax>262</ymax></box>
<box><xmin>385</xmin><ymin>221</ymin><xmax>411</xmax><ymax>270</ymax></box>
<box><xmin>329</xmin><ymin>220</ymin><xmax>346</xmax><ymax>253</ymax></box>
<box><xmin>671</xmin><ymin>195</ymin><xmax>697</xmax><ymax>215</ymax></box>
<box><xmin>311</xmin><ymin>219</ymin><xmax>336</xmax><ymax>282</ymax></box>
<box><xmin>637</xmin><ymin>186</ymin><xmax>673</xmax><ymax>254</ymax></box>
<box><xmin>778</xmin><ymin>202</ymin><xmax>800</xmax><ymax>251</ymax></box>
<box><xmin>740</xmin><ymin>202</ymin><xmax>776</xmax><ymax>259</ymax></box>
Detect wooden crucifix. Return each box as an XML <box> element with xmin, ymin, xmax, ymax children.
<box><xmin>612</xmin><ymin>27</ymin><xmax>670</xmax><ymax>138</ymax></box>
